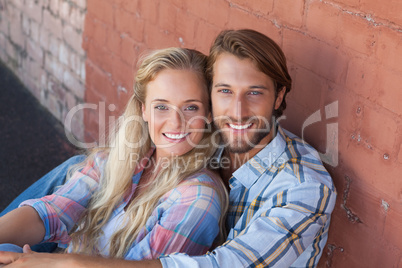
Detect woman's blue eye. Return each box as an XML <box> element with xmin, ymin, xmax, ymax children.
<box><xmin>155</xmin><ymin>105</ymin><xmax>168</xmax><ymax>110</ymax></box>
<box><xmin>219</xmin><ymin>89</ymin><xmax>231</xmax><ymax>93</ymax></box>
<box><xmin>185</xmin><ymin>105</ymin><xmax>199</xmax><ymax>111</ymax></box>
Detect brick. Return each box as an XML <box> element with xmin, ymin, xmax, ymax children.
<box><xmin>48</xmin><ymin>35</ymin><xmax>61</xmax><ymax>57</ymax></box>
<box><xmin>87</xmin><ymin>41</ymin><xmax>114</xmax><ymax>74</ymax></box>
<box><xmin>138</xmin><ymin>0</ymin><xmax>159</xmax><ymax>24</ymax></box>
<box><xmin>59</xmin><ymin>1</ymin><xmax>71</xmax><ymax>22</ymax></box>
<box><xmin>332</xmin><ymin>0</ymin><xmax>360</xmax><ymax>8</ymax></box>
<box><xmin>117</xmin><ymin>0</ymin><xmax>139</xmax><ymax>14</ymax></box>
<box><xmin>345</xmin><ymin>57</ymin><xmax>378</xmax><ymax>100</ymax></box>
<box><xmin>361</xmin><ymin>0</ymin><xmax>402</xmax><ymax>26</ymax></box>
<box><xmin>22</xmin><ymin>15</ymin><xmax>30</xmax><ymax>35</ymax></box>
<box><xmin>87</xmin><ymin>0</ymin><xmax>114</xmax><ymax>25</ymax></box>
<box><xmin>184</xmin><ymin>0</ymin><xmax>209</xmax><ymax>19</ymax></box>
<box><xmin>68</xmin><ymin>52</ymin><xmax>85</xmax><ymax>79</ymax></box>
<box><xmin>59</xmin><ymin>42</ymin><xmax>69</xmax><ymax>65</ymax></box>
<box><xmin>63</xmin><ymin>24</ymin><xmax>84</xmax><ymax>55</ymax></box>
<box><xmin>26</xmin><ymin>38</ymin><xmax>43</xmax><ymax>63</ymax></box>
<box><xmin>43</xmin><ymin>9</ymin><xmax>63</xmax><ymax>39</ymax></box>
<box><xmin>45</xmin><ymin>90</ymin><xmax>63</xmax><ymax>120</ymax></box>
<box><xmin>69</xmin><ymin>6</ymin><xmax>85</xmax><ymax>30</ymax></box>
<box><xmin>86</xmin><ymin>60</ymin><xmax>115</xmax><ymax>103</ymax></box>
<box><xmin>273</xmin><ymin>0</ymin><xmax>304</xmax><ymax>28</ymax></box>
<box><xmin>339</xmin><ymin>133</ymin><xmax>402</xmax><ymax>199</ymax></box>
<box><xmin>292</xmin><ymin>67</ymin><xmax>325</xmax><ymax>113</ymax></box>
<box><xmin>376</xmin><ymin>27</ymin><xmax>402</xmax><ymax>74</ymax></box>
<box><xmin>305</xmin><ymin>1</ymin><xmax>339</xmax><ymax>43</ymax></box>
<box><xmin>227</xmin><ymin>7</ymin><xmax>281</xmax><ymax>44</ymax></box>
<box><xmin>175</xmin><ymin>11</ymin><xmax>197</xmax><ymax>47</ymax></box>
<box><xmin>30</xmin><ymin>20</ymin><xmax>40</xmax><ymax>43</ymax></box>
<box><xmin>45</xmin><ymin>54</ymin><xmax>64</xmax><ymax>81</ymax></box>
<box><xmin>376</xmin><ymin>69</ymin><xmax>402</xmax><ymax>116</ymax></box>
<box><xmin>193</xmin><ymin>22</ymin><xmax>220</xmax><ymax>54</ymax></box>
<box><xmin>158</xmin><ymin>0</ymin><xmax>177</xmax><ymax>34</ymax></box>
<box><xmin>49</xmin><ymin>0</ymin><xmax>60</xmax><ymax>16</ymax></box>
<box><xmin>111</xmin><ymin>56</ymin><xmax>134</xmax><ymax>93</ymax></box>
<box><xmin>360</xmin><ymin>107</ymin><xmax>398</xmax><ymax>153</ymax></box>
<box><xmin>398</xmin><ymin>143</ymin><xmax>402</xmax><ymax>164</ymax></box>
<box><xmin>339</xmin><ymin>13</ymin><xmax>377</xmax><ymax>56</ymax></box>
<box><xmin>63</xmin><ymin>68</ymin><xmax>85</xmax><ymax>99</ymax></box>
<box><xmin>90</xmin><ymin>20</ymin><xmax>108</xmax><ymax>48</ymax></box>
<box><xmin>23</xmin><ymin>58</ymin><xmax>43</xmax><ymax>82</ymax></box>
<box><xmin>207</xmin><ymin>0</ymin><xmax>230</xmax><ymax>28</ymax></box>
<box><xmin>9</xmin><ymin>22</ymin><xmax>25</xmax><ymax>49</ymax></box>
<box><xmin>283</xmin><ymin>29</ymin><xmax>348</xmax><ymax>83</ymax></box>
<box><xmin>144</xmin><ymin>23</ymin><xmax>178</xmax><ymax>49</ymax></box>
<box><xmin>120</xmin><ymin>36</ymin><xmax>137</xmax><ymax>66</ymax></box>
<box><xmin>230</xmin><ymin>0</ymin><xmax>274</xmax><ymax>14</ymax></box>
<box><xmin>383</xmin><ymin>202</ymin><xmax>402</xmax><ymax>250</ymax></box>
<box><xmin>24</xmin><ymin>1</ymin><xmax>43</xmax><ymax>23</ymax></box>
<box><xmin>39</xmin><ymin>28</ymin><xmax>50</xmax><ymax>51</ymax></box>
<box><xmin>115</xmin><ymin>8</ymin><xmax>145</xmax><ymax>42</ymax></box>
<box><xmin>72</xmin><ymin>0</ymin><xmax>87</xmax><ymax>10</ymax></box>
<box><xmin>105</xmin><ymin>28</ymin><xmax>122</xmax><ymax>56</ymax></box>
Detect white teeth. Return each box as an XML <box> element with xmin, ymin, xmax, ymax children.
<box><xmin>229</xmin><ymin>123</ymin><xmax>252</xmax><ymax>130</ymax></box>
<box><xmin>164</xmin><ymin>133</ymin><xmax>189</xmax><ymax>139</ymax></box>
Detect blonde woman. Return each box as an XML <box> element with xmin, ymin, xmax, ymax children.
<box><xmin>0</xmin><ymin>48</ymin><xmax>227</xmax><ymax>261</ymax></box>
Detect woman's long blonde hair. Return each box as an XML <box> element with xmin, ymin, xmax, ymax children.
<box><xmin>68</xmin><ymin>48</ymin><xmax>228</xmax><ymax>258</ymax></box>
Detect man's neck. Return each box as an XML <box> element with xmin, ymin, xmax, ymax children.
<box><xmin>220</xmin><ymin>129</ymin><xmax>276</xmax><ymax>184</ymax></box>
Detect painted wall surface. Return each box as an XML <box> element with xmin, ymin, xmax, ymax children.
<box><xmin>0</xmin><ymin>0</ymin><xmax>87</xmax><ymax>140</ymax></box>
<box><xmin>1</xmin><ymin>0</ymin><xmax>402</xmax><ymax>266</ymax></box>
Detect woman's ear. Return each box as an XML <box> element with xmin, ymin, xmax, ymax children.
<box><xmin>142</xmin><ymin>103</ymin><xmax>148</xmax><ymax>122</ymax></box>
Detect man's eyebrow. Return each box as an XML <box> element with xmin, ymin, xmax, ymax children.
<box><xmin>250</xmin><ymin>85</ymin><xmax>269</xmax><ymax>90</ymax></box>
<box><xmin>214</xmin><ymin>83</ymin><xmax>231</xmax><ymax>88</ymax></box>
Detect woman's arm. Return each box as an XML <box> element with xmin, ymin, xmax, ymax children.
<box><xmin>0</xmin><ymin>206</ymin><xmax>45</xmax><ymax>247</ymax></box>
<box><xmin>0</xmin><ymin>250</ymin><xmax>163</xmax><ymax>268</ymax></box>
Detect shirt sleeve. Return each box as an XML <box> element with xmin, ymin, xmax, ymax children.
<box><xmin>160</xmin><ymin>174</ymin><xmax>337</xmax><ymax>268</ymax></box>
<box><xmin>125</xmin><ymin>180</ymin><xmax>223</xmax><ymax>260</ymax></box>
<box><xmin>19</xmin><ymin>154</ymin><xmax>106</xmax><ymax>245</ymax></box>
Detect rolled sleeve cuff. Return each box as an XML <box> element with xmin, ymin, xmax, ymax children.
<box><xmin>160</xmin><ymin>253</ymin><xmax>218</xmax><ymax>268</ymax></box>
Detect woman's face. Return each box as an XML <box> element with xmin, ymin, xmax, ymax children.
<box><xmin>142</xmin><ymin>69</ymin><xmax>211</xmax><ymax>160</ymax></box>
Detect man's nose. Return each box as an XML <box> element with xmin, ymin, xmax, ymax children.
<box><xmin>228</xmin><ymin>94</ymin><xmax>248</xmax><ymax>121</ymax></box>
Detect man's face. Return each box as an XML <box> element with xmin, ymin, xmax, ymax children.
<box><xmin>211</xmin><ymin>53</ymin><xmax>285</xmax><ymax>154</ymax></box>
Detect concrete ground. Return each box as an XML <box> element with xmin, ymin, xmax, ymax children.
<box><xmin>0</xmin><ymin>61</ymin><xmax>78</xmax><ymax>211</ymax></box>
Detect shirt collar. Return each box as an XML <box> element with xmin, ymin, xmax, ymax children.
<box><xmin>231</xmin><ymin>125</ymin><xmax>287</xmax><ymax>189</ymax></box>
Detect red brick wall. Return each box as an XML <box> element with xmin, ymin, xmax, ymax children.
<box><xmin>82</xmin><ymin>0</ymin><xmax>402</xmax><ymax>266</ymax></box>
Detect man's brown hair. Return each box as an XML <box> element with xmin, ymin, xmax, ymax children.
<box><xmin>207</xmin><ymin>29</ymin><xmax>292</xmax><ymax>117</ymax></box>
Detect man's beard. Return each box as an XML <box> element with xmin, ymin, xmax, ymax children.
<box><xmin>214</xmin><ymin>115</ymin><xmax>274</xmax><ymax>154</ymax></box>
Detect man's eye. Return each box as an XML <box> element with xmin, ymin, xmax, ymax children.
<box><xmin>219</xmin><ymin>89</ymin><xmax>231</xmax><ymax>93</ymax></box>
<box><xmin>155</xmin><ymin>105</ymin><xmax>168</xmax><ymax>110</ymax></box>
<box><xmin>249</xmin><ymin>91</ymin><xmax>262</xmax><ymax>95</ymax></box>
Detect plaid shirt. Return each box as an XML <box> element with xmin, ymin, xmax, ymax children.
<box><xmin>20</xmin><ymin>149</ymin><xmax>224</xmax><ymax>260</ymax></box>
<box><xmin>161</xmin><ymin>126</ymin><xmax>337</xmax><ymax>267</ymax></box>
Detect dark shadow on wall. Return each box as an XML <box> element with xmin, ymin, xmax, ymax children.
<box><xmin>0</xmin><ymin>60</ymin><xmax>78</xmax><ymax>211</ymax></box>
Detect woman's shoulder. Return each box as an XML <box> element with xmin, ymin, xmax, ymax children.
<box><xmin>181</xmin><ymin>168</ymin><xmax>222</xmax><ymax>187</ymax></box>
